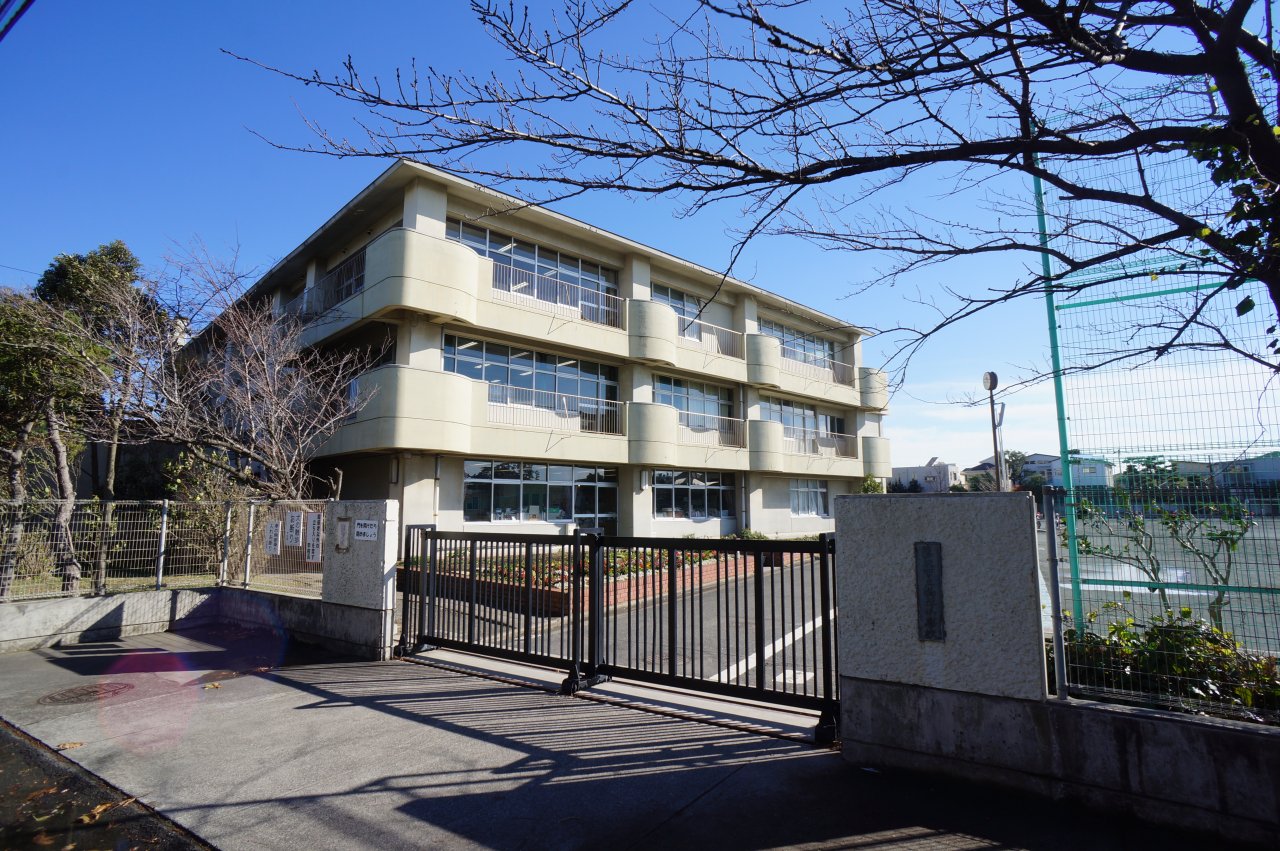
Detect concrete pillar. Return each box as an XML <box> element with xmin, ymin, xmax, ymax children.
<box><xmin>622</xmin><ymin>255</ymin><xmax>651</xmax><ymax>301</ymax></box>
<box><xmin>735</xmin><ymin>294</ymin><xmax>759</xmax><ymax>335</ymax></box>
<box><xmin>403</xmin><ymin>178</ymin><xmax>448</xmax><ymax>239</ymax></box>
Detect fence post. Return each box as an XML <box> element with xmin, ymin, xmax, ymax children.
<box><xmin>753</xmin><ymin>542</ymin><xmax>767</xmax><ymax>694</ymax></box>
<box><xmin>218</xmin><ymin>502</ymin><xmax>232</xmax><ymax>586</ymax></box>
<box><xmin>154</xmin><ymin>500</ymin><xmax>170</xmax><ymax>590</ymax></box>
<box><xmin>423</xmin><ymin>528</ymin><xmax>437</xmax><ymax>645</ymax></box>
<box><xmin>667</xmin><ymin>543</ymin><xmax>679</xmax><ymax>678</ymax></box>
<box><xmin>815</xmin><ymin>532</ymin><xmax>839</xmax><ymax>744</ymax></box>
<box><xmin>242</xmin><ymin>503</ymin><xmax>256</xmax><ymax>588</ymax></box>
<box><xmin>1044</xmin><ymin>493</ymin><xmax>1070</xmax><ymax>700</ymax></box>
<box><xmin>560</xmin><ymin>530</ymin><xmax>586</xmax><ymax>694</ymax></box>
<box><xmin>586</xmin><ymin>530</ymin><xmax>605</xmax><ymax>678</ymax></box>
<box><xmin>561</xmin><ymin>528</ymin><xmax>608</xmax><ymax>695</ymax></box>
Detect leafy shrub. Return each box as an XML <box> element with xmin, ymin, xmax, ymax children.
<box><xmin>1051</xmin><ymin>597</ymin><xmax>1280</xmax><ymax>725</ymax></box>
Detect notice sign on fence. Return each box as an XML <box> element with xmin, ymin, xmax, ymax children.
<box><xmin>264</xmin><ymin>520</ymin><xmax>282</xmax><ymax>556</ymax></box>
<box><xmin>285</xmin><ymin>512</ymin><xmax>303</xmax><ymax>547</ymax></box>
<box><xmin>305</xmin><ymin>512</ymin><xmax>323</xmax><ymax>564</ymax></box>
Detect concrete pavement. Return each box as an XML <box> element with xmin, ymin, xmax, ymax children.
<box><xmin>0</xmin><ymin>626</ymin><xmax>1253</xmax><ymax>849</ymax></box>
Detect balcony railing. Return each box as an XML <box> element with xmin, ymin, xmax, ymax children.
<box><xmin>316</xmin><ymin>250</ymin><xmax>366</xmax><ymax>313</ymax></box>
<box><xmin>676</xmin><ymin>318</ymin><xmax>745</xmax><ymax>359</ymax></box>
<box><xmin>779</xmin><ymin>350</ymin><xmax>854</xmax><ymax>385</ymax></box>
<box><xmin>677</xmin><ymin>412</ymin><xmax>746</xmax><ymax>448</ymax></box>
<box><xmin>782</xmin><ymin>426</ymin><xmax>857</xmax><ymax>458</ymax></box>
<box><xmin>486</xmin><ymin>384</ymin><xmax>624</xmax><ymax>435</ymax></box>
<box><xmin>491</xmin><ymin>265</ymin><xmax>625</xmax><ymax>330</ymax></box>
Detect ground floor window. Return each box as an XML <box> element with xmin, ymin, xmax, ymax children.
<box><xmin>652</xmin><ymin>470</ymin><xmax>736</xmax><ymax>520</ymax></box>
<box><xmin>463</xmin><ymin>460</ymin><xmax>617</xmax><ymax>529</ymax></box>
<box><xmin>789</xmin><ymin>479</ymin><xmax>828</xmax><ymax>516</ymax></box>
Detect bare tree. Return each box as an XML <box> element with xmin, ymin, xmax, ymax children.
<box><xmin>140</xmin><ymin>252</ymin><xmax>385</xmax><ymax>500</ymax></box>
<box><xmin>237</xmin><ymin>0</ymin><xmax>1279</xmax><ymax>371</ymax></box>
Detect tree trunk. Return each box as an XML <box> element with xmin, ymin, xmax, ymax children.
<box><xmin>44</xmin><ymin>401</ymin><xmax>82</xmax><ymax>595</ymax></box>
<box><xmin>0</xmin><ymin>419</ymin><xmax>35</xmax><ymax>600</ymax></box>
<box><xmin>93</xmin><ymin>398</ymin><xmax>127</xmax><ymax>595</ymax></box>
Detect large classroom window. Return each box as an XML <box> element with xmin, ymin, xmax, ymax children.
<box><xmin>789</xmin><ymin>479</ymin><xmax>829</xmax><ymax>516</ymax></box>
<box><xmin>760</xmin><ymin>397</ymin><xmax>845</xmax><ymax>435</ymax></box>
<box><xmin>652</xmin><ymin>284</ymin><xmax>703</xmax><ymax>337</ymax></box>
<box><xmin>652</xmin><ymin>470</ymin><xmax>737</xmax><ymax>520</ymax></box>
<box><xmin>758</xmin><ymin>318</ymin><xmax>837</xmax><ymax>366</ymax></box>
<box><xmin>463</xmin><ymin>460</ymin><xmax>618</xmax><ymax>530</ymax></box>
<box><xmin>654</xmin><ymin>376</ymin><xmax>734</xmax><ymax>422</ymax></box>
<box><xmin>444</xmin><ymin>335</ymin><xmax>619</xmax><ymax>401</ymax></box>
<box><xmin>446</xmin><ymin>218</ymin><xmax>619</xmax><ymax>326</ymax></box>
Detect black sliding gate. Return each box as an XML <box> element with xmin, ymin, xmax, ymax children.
<box><xmin>398</xmin><ymin>527</ymin><xmax>839</xmax><ymax>741</ymax></box>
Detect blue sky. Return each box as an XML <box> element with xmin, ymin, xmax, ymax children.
<box><xmin>0</xmin><ymin>1</ymin><xmax>1062</xmax><ymax>471</ymax></box>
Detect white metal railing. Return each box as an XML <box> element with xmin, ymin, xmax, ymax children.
<box><xmin>491</xmin><ymin>264</ymin><xmax>626</xmax><ymax>330</ymax></box>
<box><xmin>782</xmin><ymin>426</ymin><xmax>857</xmax><ymax>458</ymax></box>
<box><xmin>317</xmin><ymin>250</ymin><xmax>366</xmax><ymax>312</ymax></box>
<box><xmin>281</xmin><ymin>290</ymin><xmax>308</xmax><ymax>317</ymax></box>
<box><xmin>677</xmin><ymin>317</ymin><xmax>745</xmax><ymax>359</ymax></box>
<box><xmin>779</xmin><ymin>351</ymin><xmax>855</xmax><ymax>385</ymax></box>
<box><xmin>486</xmin><ymin>384</ymin><xmax>625</xmax><ymax>435</ymax></box>
<box><xmin>677</xmin><ymin>412</ymin><xmax>746</xmax><ymax>448</ymax></box>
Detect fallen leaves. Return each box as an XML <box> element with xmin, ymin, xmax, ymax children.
<box><xmin>76</xmin><ymin>797</ymin><xmax>135</xmax><ymax>825</ymax></box>
<box><xmin>54</xmin><ymin>743</ymin><xmax>83</xmax><ymax>751</ymax></box>
<box><xmin>202</xmin><ymin>683</ymin><xmax>221</xmax><ymax>690</ymax></box>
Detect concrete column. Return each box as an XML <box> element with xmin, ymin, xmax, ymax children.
<box><xmin>304</xmin><ymin>259</ymin><xmax>320</xmax><ymax>291</ymax></box>
<box><xmin>624</xmin><ymin>363</ymin><xmax>654</xmax><ymax>404</ymax></box>
<box><xmin>734</xmin><ymin>294</ymin><xmax>759</xmax><ymax>335</ymax></box>
<box><xmin>622</xmin><ymin>255</ymin><xmax>651</xmax><ymax>301</ymax></box>
<box><xmin>403</xmin><ymin>178</ymin><xmax>448</xmax><ymax>239</ymax></box>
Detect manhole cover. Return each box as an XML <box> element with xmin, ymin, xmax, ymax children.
<box><xmin>38</xmin><ymin>682</ymin><xmax>135</xmax><ymax>705</ymax></box>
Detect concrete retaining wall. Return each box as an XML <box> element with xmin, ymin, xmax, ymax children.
<box><xmin>834</xmin><ymin>493</ymin><xmax>1280</xmax><ymax>847</ymax></box>
<box><xmin>0</xmin><ymin>589</ymin><xmax>221</xmax><ymax>654</ymax></box>
<box><xmin>0</xmin><ymin>500</ymin><xmax>399</xmax><ymax>662</ymax></box>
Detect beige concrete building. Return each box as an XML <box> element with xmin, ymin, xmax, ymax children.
<box><xmin>251</xmin><ymin>160</ymin><xmax>891</xmax><ymax>537</ymax></box>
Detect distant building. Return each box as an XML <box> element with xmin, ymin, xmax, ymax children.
<box><xmin>891</xmin><ymin>458</ymin><xmax>962</xmax><ymax>493</ymax></box>
<box><xmin>975</xmin><ymin>453</ymin><xmax>1114</xmax><ymax>488</ymax></box>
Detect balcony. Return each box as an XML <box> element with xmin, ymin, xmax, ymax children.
<box><xmin>779</xmin><ymin>351</ymin><xmax>854</xmax><ymax>386</ymax></box>
<box><xmin>676</xmin><ymin>318</ymin><xmax>744</xmax><ymax>359</ymax></box>
<box><xmin>491</xmin><ymin>264</ymin><xmax>625</xmax><ymax>330</ymax></box>
<box><xmin>676</xmin><ymin>412</ymin><xmax>746</xmax><ymax>448</ymax></box>
<box><xmin>485</xmin><ymin>384</ymin><xmax>624</xmax><ymax>436</ymax></box>
<box><xmin>782</xmin><ymin>426</ymin><xmax>857</xmax><ymax>458</ymax></box>
<box><xmin>316</xmin><ymin>250</ymin><xmax>367</xmax><ymax>313</ymax></box>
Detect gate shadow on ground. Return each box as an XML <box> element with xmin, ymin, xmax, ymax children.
<box><xmin>243</xmin><ymin>660</ymin><xmax>1225</xmax><ymax>851</ymax></box>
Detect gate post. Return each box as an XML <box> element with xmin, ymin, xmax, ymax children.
<box><xmin>560</xmin><ymin>528</ymin><xmax>609</xmax><ymax>695</ymax></box>
<box><xmin>395</xmin><ymin>524</ymin><xmax>436</xmax><ymax>657</ymax></box>
<box><xmin>815</xmin><ymin>532</ymin><xmax>839</xmax><ymax>744</ymax></box>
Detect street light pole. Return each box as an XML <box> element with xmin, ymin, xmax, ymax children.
<box><xmin>983</xmin><ymin>372</ymin><xmax>1003</xmax><ymax>491</ymax></box>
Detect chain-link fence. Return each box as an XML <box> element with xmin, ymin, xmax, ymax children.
<box><xmin>1040</xmin><ymin>123</ymin><xmax>1280</xmax><ymax>724</ymax></box>
<box><xmin>0</xmin><ymin>500</ymin><xmax>329</xmax><ymax>603</ymax></box>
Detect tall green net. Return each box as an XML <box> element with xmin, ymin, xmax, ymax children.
<box><xmin>1039</xmin><ymin>88</ymin><xmax>1280</xmax><ymax>722</ymax></box>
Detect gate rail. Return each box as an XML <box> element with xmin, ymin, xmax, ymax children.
<box><xmin>398</xmin><ymin>526</ymin><xmax>839</xmax><ymax>741</ymax></box>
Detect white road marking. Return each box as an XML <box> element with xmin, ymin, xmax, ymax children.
<box><xmin>716</xmin><ymin>610</ymin><xmax>834</xmax><ymax>682</ymax></box>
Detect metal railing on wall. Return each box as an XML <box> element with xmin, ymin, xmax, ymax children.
<box><xmin>0</xmin><ymin>500</ymin><xmax>329</xmax><ymax>603</ymax></box>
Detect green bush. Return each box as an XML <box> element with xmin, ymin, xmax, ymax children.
<box><xmin>1050</xmin><ymin>597</ymin><xmax>1280</xmax><ymax>724</ymax></box>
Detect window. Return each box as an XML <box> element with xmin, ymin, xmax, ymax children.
<box><xmin>654</xmin><ymin>376</ymin><xmax>734</xmax><ymax>423</ymax></box>
<box><xmin>464</xmin><ymin>459</ymin><xmax>617</xmax><ymax>526</ymax></box>
<box><xmin>758</xmin><ymin>318</ymin><xmax>837</xmax><ymax>366</ymax></box>
<box><xmin>760</xmin><ymin>397</ymin><xmax>845</xmax><ymax>435</ymax></box>
<box><xmin>446</xmin><ymin>217</ymin><xmax>618</xmax><ymax>300</ymax></box>
<box><xmin>1082</xmin><ymin>466</ymin><xmax>1097</xmax><ymax>474</ymax></box>
<box><xmin>652</xmin><ymin>284</ymin><xmax>704</xmax><ymax>337</ymax></box>
<box><xmin>789</xmin><ymin>479</ymin><xmax>829</xmax><ymax>516</ymax></box>
<box><xmin>652</xmin><ymin>470</ymin><xmax>736</xmax><ymax>519</ymax></box>
<box><xmin>444</xmin><ymin>334</ymin><xmax>619</xmax><ymax>403</ymax></box>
